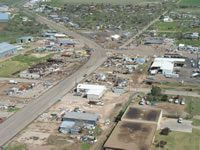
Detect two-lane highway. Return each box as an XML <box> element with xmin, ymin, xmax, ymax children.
<box><xmin>0</xmin><ymin>10</ymin><xmax>106</xmax><ymax>146</ymax></box>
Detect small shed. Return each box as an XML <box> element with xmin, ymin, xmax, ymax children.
<box><xmin>59</xmin><ymin>40</ymin><xmax>76</xmax><ymax>47</ymax></box>
<box><xmin>0</xmin><ymin>13</ymin><xmax>10</xmax><ymax>22</ymax></box>
<box><xmin>16</xmin><ymin>36</ymin><xmax>34</xmax><ymax>43</ymax></box>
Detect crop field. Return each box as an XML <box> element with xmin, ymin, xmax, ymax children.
<box><xmin>152</xmin><ymin>129</ymin><xmax>200</xmax><ymax>150</ymax></box>
<box><xmin>42</xmin><ymin>0</ymin><xmax>163</xmax><ymax>5</ymax></box>
<box><xmin>179</xmin><ymin>0</ymin><xmax>200</xmax><ymax>6</ymax></box>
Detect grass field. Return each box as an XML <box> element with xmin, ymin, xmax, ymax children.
<box><xmin>41</xmin><ymin>0</ymin><xmax>162</xmax><ymax>5</ymax></box>
<box><xmin>154</xmin><ymin>21</ymin><xmax>200</xmax><ymax>32</ymax></box>
<box><xmin>176</xmin><ymin>40</ymin><xmax>200</xmax><ymax>47</ymax></box>
<box><xmin>4</xmin><ymin>144</ymin><xmax>27</xmax><ymax>150</ymax></box>
<box><xmin>179</xmin><ymin>0</ymin><xmax>200</xmax><ymax>6</ymax></box>
<box><xmin>186</xmin><ymin>97</ymin><xmax>200</xmax><ymax>116</ymax></box>
<box><xmin>174</xmin><ymin>8</ymin><xmax>200</xmax><ymax>15</ymax></box>
<box><xmin>152</xmin><ymin>129</ymin><xmax>200</xmax><ymax>150</ymax></box>
<box><xmin>192</xmin><ymin>118</ymin><xmax>200</xmax><ymax>126</ymax></box>
<box><xmin>0</xmin><ymin>60</ymin><xmax>28</xmax><ymax>77</ymax></box>
<box><xmin>0</xmin><ymin>53</ymin><xmax>54</xmax><ymax>77</ymax></box>
<box><xmin>81</xmin><ymin>143</ymin><xmax>92</xmax><ymax>150</ymax></box>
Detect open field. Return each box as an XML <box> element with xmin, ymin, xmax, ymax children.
<box><xmin>0</xmin><ymin>61</ymin><xmax>28</xmax><ymax>77</ymax></box>
<box><xmin>186</xmin><ymin>97</ymin><xmax>200</xmax><ymax>116</ymax></box>
<box><xmin>154</xmin><ymin>21</ymin><xmax>200</xmax><ymax>33</ymax></box>
<box><xmin>0</xmin><ymin>13</ymin><xmax>47</xmax><ymax>43</ymax></box>
<box><xmin>0</xmin><ymin>52</ymin><xmax>54</xmax><ymax>77</ymax></box>
<box><xmin>179</xmin><ymin>0</ymin><xmax>200</xmax><ymax>6</ymax></box>
<box><xmin>174</xmin><ymin>8</ymin><xmax>200</xmax><ymax>15</ymax></box>
<box><xmin>152</xmin><ymin>129</ymin><xmax>200</xmax><ymax>150</ymax></box>
<box><xmin>41</xmin><ymin>0</ymin><xmax>163</xmax><ymax>5</ymax></box>
<box><xmin>176</xmin><ymin>40</ymin><xmax>200</xmax><ymax>47</ymax></box>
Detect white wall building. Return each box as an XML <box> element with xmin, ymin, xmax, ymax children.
<box><xmin>77</xmin><ymin>84</ymin><xmax>106</xmax><ymax>99</ymax></box>
<box><xmin>150</xmin><ymin>57</ymin><xmax>185</xmax><ymax>75</ymax></box>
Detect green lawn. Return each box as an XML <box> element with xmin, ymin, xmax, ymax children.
<box><xmin>179</xmin><ymin>0</ymin><xmax>200</xmax><ymax>6</ymax></box>
<box><xmin>192</xmin><ymin>118</ymin><xmax>200</xmax><ymax>126</ymax></box>
<box><xmin>174</xmin><ymin>8</ymin><xmax>200</xmax><ymax>15</ymax></box>
<box><xmin>81</xmin><ymin>143</ymin><xmax>92</xmax><ymax>150</ymax></box>
<box><xmin>152</xmin><ymin>129</ymin><xmax>200</xmax><ymax>150</ymax></box>
<box><xmin>176</xmin><ymin>40</ymin><xmax>200</xmax><ymax>47</ymax></box>
<box><xmin>186</xmin><ymin>97</ymin><xmax>200</xmax><ymax>116</ymax></box>
<box><xmin>0</xmin><ymin>53</ymin><xmax>54</xmax><ymax>77</ymax></box>
<box><xmin>0</xmin><ymin>61</ymin><xmax>28</xmax><ymax>77</ymax></box>
<box><xmin>4</xmin><ymin>144</ymin><xmax>27</xmax><ymax>150</ymax></box>
<box><xmin>11</xmin><ymin>53</ymin><xmax>54</xmax><ymax>66</ymax></box>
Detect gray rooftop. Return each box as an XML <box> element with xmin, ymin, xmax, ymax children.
<box><xmin>0</xmin><ymin>13</ymin><xmax>10</xmax><ymax>20</ymax></box>
<box><xmin>0</xmin><ymin>42</ymin><xmax>18</xmax><ymax>53</ymax></box>
<box><xmin>64</xmin><ymin>112</ymin><xmax>100</xmax><ymax>122</ymax></box>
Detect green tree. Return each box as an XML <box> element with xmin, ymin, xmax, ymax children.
<box><xmin>151</xmin><ymin>86</ymin><xmax>162</xmax><ymax>96</ymax></box>
<box><xmin>161</xmin><ymin>95</ymin><xmax>168</xmax><ymax>102</ymax></box>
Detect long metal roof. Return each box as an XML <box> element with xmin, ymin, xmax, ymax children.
<box><xmin>64</xmin><ymin>112</ymin><xmax>100</xmax><ymax>122</ymax></box>
<box><xmin>0</xmin><ymin>42</ymin><xmax>18</xmax><ymax>53</ymax></box>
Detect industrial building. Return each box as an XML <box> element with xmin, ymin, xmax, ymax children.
<box><xmin>59</xmin><ymin>121</ymin><xmax>82</xmax><ymax>134</ymax></box>
<box><xmin>104</xmin><ymin>106</ymin><xmax>162</xmax><ymax>150</ymax></box>
<box><xmin>0</xmin><ymin>13</ymin><xmax>10</xmax><ymax>22</ymax></box>
<box><xmin>16</xmin><ymin>36</ymin><xmax>34</xmax><ymax>43</ymax></box>
<box><xmin>0</xmin><ymin>42</ymin><xmax>19</xmax><ymax>58</ymax></box>
<box><xmin>77</xmin><ymin>84</ymin><xmax>107</xmax><ymax>99</ymax></box>
<box><xmin>63</xmin><ymin>112</ymin><xmax>100</xmax><ymax>125</ymax></box>
<box><xmin>150</xmin><ymin>57</ymin><xmax>185</xmax><ymax>75</ymax></box>
<box><xmin>59</xmin><ymin>40</ymin><xmax>76</xmax><ymax>47</ymax></box>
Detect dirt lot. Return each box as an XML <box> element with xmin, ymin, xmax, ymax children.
<box><xmin>8</xmin><ymin>91</ymin><xmax>132</xmax><ymax>150</ymax></box>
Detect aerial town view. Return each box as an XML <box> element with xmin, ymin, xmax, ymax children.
<box><xmin>0</xmin><ymin>0</ymin><xmax>200</xmax><ymax>150</ymax></box>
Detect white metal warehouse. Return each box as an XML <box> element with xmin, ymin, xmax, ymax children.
<box><xmin>0</xmin><ymin>42</ymin><xmax>20</xmax><ymax>58</ymax></box>
<box><xmin>150</xmin><ymin>57</ymin><xmax>185</xmax><ymax>75</ymax></box>
<box><xmin>77</xmin><ymin>84</ymin><xmax>106</xmax><ymax>99</ymax></box>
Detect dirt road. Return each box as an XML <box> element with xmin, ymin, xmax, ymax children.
<box><xmin>0</xmin><ymin>10</ymin><xmax>107</xmax><ymax>147</ymax></box>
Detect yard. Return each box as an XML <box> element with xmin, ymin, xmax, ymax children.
<box><xmin>0</xmin><ymin>52</ymin><xmax>55</xmax><ymax>77</ymax></box>
<box><xmin>179</xmin><ymin>0</ymin><xmax>200</xmax><ymax>6</ymax></box>
<box><xmin>152</xmin><ymin>129</ymin><xmax>200</xmax><ymax>150</ymax></box>
<box><xmin>176</xmin><ymin>40</ymin><xmax>200</xmax><ymax>47</ymax></box>
<box><xmin>185</xmin><ymin>97</ymin><xmax>200</xmax><ymax>116</ymax></box>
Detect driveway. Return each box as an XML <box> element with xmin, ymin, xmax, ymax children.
<box><xmin>160</xmin><ymin>118</ymin><xmax>193</xmax><ymax>133</ymax></box>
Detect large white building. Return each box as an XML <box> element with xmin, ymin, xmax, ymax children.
<box><xmin>77</xmin><ymin>84</ymin><xmax>106</xmax><ymax>99</ymax></box>
<box><xmin>150</xmin><ymin>57</ymin><xmax>185</xmax><ymax>75</ymax></box>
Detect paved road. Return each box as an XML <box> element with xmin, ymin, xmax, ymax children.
<box><xmin>0</xmin><ymin>10</ymin><xmax>107</xmax><ymax>146</ymax></box>
<box><xmin>130</xmin><ymin>88</ymin><xmax>200</xmax><ymax>97</ymax></box>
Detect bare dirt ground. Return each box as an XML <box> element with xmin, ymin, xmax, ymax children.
<box><xmin>8</xmin><ymin>91</ymin><xmax>132</xmax><ymax>150</ymax></box>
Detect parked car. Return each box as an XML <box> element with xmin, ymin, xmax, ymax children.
<box><xmin>139</xmin><ymin>100</ymin><xmax>145</xmax><ymax>105</ymax></box>
<box><xmin>180</xmin><ymin>100</ymin><xmax>185</xmax><ymax>105</ymax></box>
<box><xmin>174</xmin><ymin>99</ymin><xmax>179</xmax><ymax>104</ymax></box>
<box><xmin>177</xmin><ymin>118</ymin><xmax>183</xmax><ymax>123</ymax></box>
<box><xmin>168</xmin><ymin>98</ymin><xmax>173</xmax><ymax>103</ymax></box>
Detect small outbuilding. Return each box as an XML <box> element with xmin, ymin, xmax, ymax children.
<box><xmin>16</xmin><ymin>36</ymin><xmax>34</xmax><ymax>43</ymax></box>
<box><xmin>0</xmin><ymin>13</ymin><xmax>10</xmax><ymax>22</ymax></box>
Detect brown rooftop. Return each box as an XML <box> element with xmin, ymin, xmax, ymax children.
<box><xmin>104</xmin><ymin>121</ymin><xmax>157</xmax><ymax>150</ymax></box>
<box><xmin>122</xmin><ymin>106</ymin><xmax>161</xmax><ymax>122</ymax></box>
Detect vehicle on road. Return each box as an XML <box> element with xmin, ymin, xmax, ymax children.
<box><xmin>177</xmin><ymin>118</ymin><xmax>183</xmax><ymax>123</ymax></box>
<box><xmin>0</xmin><ymin>118</ymin><xmax>4</xmax><ymax>123</ymax></box>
